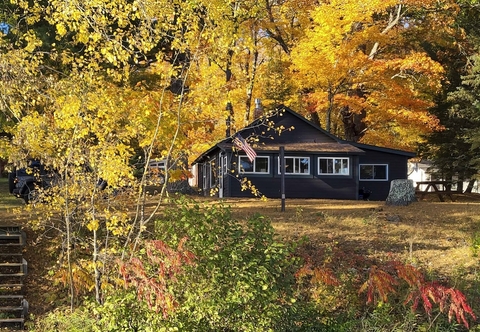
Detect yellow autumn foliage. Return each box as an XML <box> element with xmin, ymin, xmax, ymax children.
<box><xmin>290</xmin><ymin>0</ymin><xmax>451</xmax><ymax>149</ymax></box>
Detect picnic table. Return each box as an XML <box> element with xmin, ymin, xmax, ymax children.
<box><xmin>415</xmin><ymin>181</ymin><xmax>456</xmax><ymax>202</ymax></box>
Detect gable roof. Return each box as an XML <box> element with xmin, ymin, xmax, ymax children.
<box><xmin>271</xmin><ymin>105</ymin><xmax>416</xmax><ymax>158</ymax></box>
<box><xmin>264</xmin><ymin>104</ymin><xmax>342</xmax><ymax>141</ymax></box>
<box><xmin>192</xmin><ymin>105</ymin><xmax>415</xmax><ymax>164</ymax></box>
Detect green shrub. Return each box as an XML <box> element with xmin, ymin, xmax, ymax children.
<box><xmin>152</xmin><ymin>197</ymin><xmax>304</xmax><ymax>331</ymax></box>
<box><xmin>471</xmin><ymin>232</ymin><xmax>480</xmax><ymax>257</ymax></box>
<box><xmin>28</xmin><ymin>307</ymin><xmax>97</xmax><ymax>332</ymax></box>
<box><xmin>89</xmin><ymin>197</ymin><xmax>327</xmax><ymax>331</ymax></box>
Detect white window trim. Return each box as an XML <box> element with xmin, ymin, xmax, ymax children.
<box><xmin>238</xmin><ymin>155</ymin><xmax>270</xmax><ymax>174</ymax></box>
<box><xmin>359</xmin><ymin>164</ymin><xmax>389</xmax><ymax>181</ymax></box>
<box><xmin>317</xmin><ymin>157</ymin><xmax>350</xmax><ymax>175</ymax></box>
<box><xmin>277</xmin><ymin>156</ymin><xmax>311</xmax><ymax>175</ymax></box>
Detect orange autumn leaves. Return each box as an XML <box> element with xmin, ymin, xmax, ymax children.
<box><xmin>291</xmin><ymin>0</ymin><xmax>448</xmax><ymax>149</ymax></box>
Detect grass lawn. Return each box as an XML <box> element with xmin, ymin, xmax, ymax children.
<box><xmin>0</xmin><ymin>177</ymin><xmax>24</xmax><ymax>229</ymax></box>
<box><xmin>227</xmin><ymin>197</ymin><xmax>480</xmax><ymax>277</ymax></box>
<box><xmin>0</xmin><ymin>177</ymin><xmax>24</xmax><ymax>211</ymax></box>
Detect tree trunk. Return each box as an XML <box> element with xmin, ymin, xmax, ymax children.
<box><xmin>385</xmin><ymin>179</ymin><xmax>417</xmax><ymax>206</ymax></box>
<box><xmin>341</xmin><ymin>106</ymin><xmax>366</xmax><ymax>142</ymax></box>
<box><xmin>264</xmin><ymin>1</ymin><xmax>290</xmax><ymax>55</ymax></box>
<box><xmin>368</xmin><ymin>5</ymin><xmax>403</xmax><ymax>60</ymax></box>
<box><xmin>65</xmin><ymin>214</ymin><xmax>75</xmax><ymax>310</ymax></box>
<box><xmin>244</xmin><ymin>46</ymin><xmax>259</xmax><ymax>125</ymax></box>
<box><xmin>456</xmin><ymin>180</ymin><xmax>463</xmax><ymax>193</ymax></box>
<box><xmin>310</xmin><ymin>111</ymin><xmax>321</xmax><ymax>128</ymax></box>
<box><xmin>326</xmin><ymin>87</ymin><xmax>334</xmax><ymax>132</ymax></box>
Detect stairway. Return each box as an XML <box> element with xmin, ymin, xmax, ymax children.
<box><xmin>0</xmin><ymin>226</ymin><xmax>28</xmax><ymax>330</ymax></box>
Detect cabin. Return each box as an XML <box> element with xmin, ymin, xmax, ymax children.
<box><xmin>191</xmin><ymin>105</ymin><xmax>415</xmax><ymax>200</ymax></box>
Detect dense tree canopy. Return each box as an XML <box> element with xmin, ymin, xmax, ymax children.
<box><xmin>290</xmin><ymin>0</ymin><xmax>451</xmax><ymax>148</ymax></box>
<box><xmin>3</xmin><ymin>0</ymin><xmax>473</xmax><ymax>157</ymax></box>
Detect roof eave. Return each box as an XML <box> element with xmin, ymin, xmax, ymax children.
<box><xmin>349</xmin><ymin>141</ymin><xmax>416</xmax><ymax>158</ymax></box>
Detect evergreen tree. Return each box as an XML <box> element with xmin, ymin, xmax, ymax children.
<box><xmin>445</xmin><ymin>54</ymin><xmax>480</xmax><ymax>190</ymax></box>
<box><xmin>418</xmin><ymin>1</ymin><xmax>480</xmax><ymax>192</ymax></box>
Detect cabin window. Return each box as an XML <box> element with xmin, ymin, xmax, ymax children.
<box><xmin>318</xmin><ymin>157</ymin><xmax>349</xmax><ymax>175</ymax></box>
<box><xmin>278</xmin><ymin>156</ymin><xmax>310</xmax><ymax>174</ymax></box>
<box><xmin>359</xmin><ymin>164</ymin><xmax>388</xmax><ymax>181</ymax></box>
<box><xmin>238</xmin><ymin>156</ymin><xmax>269</xmax><ymax>174</ymax></box>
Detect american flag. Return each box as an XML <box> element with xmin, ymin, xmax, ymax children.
<box><xmin>233</xmin><ymin>134</ymin><xmax>257</xmax><ymax>162</ymax></box>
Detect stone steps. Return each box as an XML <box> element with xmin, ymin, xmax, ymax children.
<box><xmin>0</xmin><ymin>227</ymin><xmax>28</xmax><ymax>330</ymax></box>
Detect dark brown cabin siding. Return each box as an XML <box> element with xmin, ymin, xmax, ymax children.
<box><xmin>228</xmin><ymin>174</ymin><xmax>357</xmax><ymax>199</ymax></box>
<box><xmin>227</xmin><ymin>152</ymin><xmax>358</xmax><ymax>199</ymax></box>
<box><xmin>192</xmin><ymin>106</ymin><xmax>415</xmax><ymax>200</ymax></box>
<box><xmin>223</xmin><ymin>153</ymin><xmax>232</xmax><ymax>197</ymax></box>
<box><xmin>197</xmin><ymin>155</ymin><xmax>217</xmax><ymax>196</ymax></box>
<box><xmin>357</xmin><ymin>149</ymin><xmax>410</xmax><ymax>200</ymax></box>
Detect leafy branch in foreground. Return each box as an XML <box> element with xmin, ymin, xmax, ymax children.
<box><xmin>405</xmin><ymin>280</ymin><xmax>476</xmax><ymax>329</ymax></box>
<box><xmin>118</xmin><ymin>239</ymin><xmax>195</xmax><ymax>319</ymax></box>
<box><xmin>360</xmin><ymin>261</ymin><xmax>476</xmax><ymax>329</ymax></box>
<box><xmin>297</xmin><ymin>241</ymin><xmax>476</xmax><ymax>330</ymax></box>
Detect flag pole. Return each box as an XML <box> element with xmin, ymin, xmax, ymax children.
<box><xmin>280</xmin><ymin>146</ymin><xmax>285</xmax><ymax>212</ymax></box>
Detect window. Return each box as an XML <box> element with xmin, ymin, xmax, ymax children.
<box><xmin>238</xmin><ymin>156</ymin><xmax>269</xmax><ymax>174</ymax></box>
<box><xmin>359</xmin><ymin>164</ymin><xmax>388</xmax><ymax>181</ymax></box>
<box><xmin>318</xmin><ymin>157</ymin><xmax>349</xmax><ymax>175</ymax></box>
<box><xmin>278</xmin><ymin>157</ymin><xmax>310</xmax><ymax>175</ymax></box>
<box><xmin>148</xmin><ymin>159</ymin><xmax>166</xmax><ymax>172</ymax></box>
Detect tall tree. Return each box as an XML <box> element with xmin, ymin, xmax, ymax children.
<box><xmin>262</xmin><ymin>0</ymin><xmax>315</xmax><ymax>55</ymax></box>
<box><xmin>290</xmin><ymin>0</ymin><xmax>447</xmax><ymax>149</ymax></box>
<box><xmin>2</xmin><ymin>0</ymin><xmax>317</xmax><ymax>309</ymax></box>
<box><xmin>418</xmin><ymin>0</ymin><xmax>480</xmax><ymax>191</ymax></box>
<box><xmin>421</xmin><ymin>54</ymin><xmax>480</xmax><ymax>191</ymax></box>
